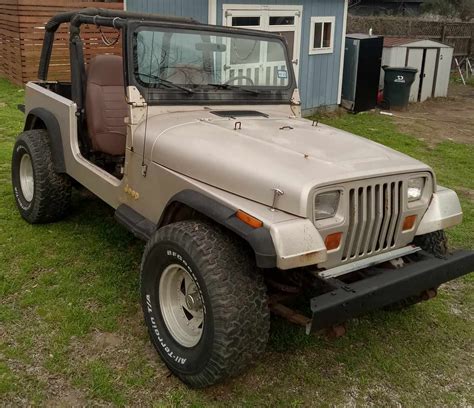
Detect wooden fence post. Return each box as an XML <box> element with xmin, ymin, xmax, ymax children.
<box><xmin>441</xmin><ymin>24</ymin><xmax>446</xmax><ymax>43</ymax></box>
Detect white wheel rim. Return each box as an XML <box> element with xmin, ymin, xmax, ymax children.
<box><xmin>159</xmin><ymin>264</ymin><xmax>204</xmax><ymax>348</ymax></box>
<box><xmin>19</xmin><ymin>153</ymin><xmax>34</xmax><ymax>202</ymax></box>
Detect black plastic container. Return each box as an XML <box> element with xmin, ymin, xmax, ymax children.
<box><xmin>342</xmin><ymin>34</ymin><xmax>384</xmax><ymax>113</ymax></box>
<box><xmin>382</xmin><ymin>66</ymin><xmax>418</xmax><ymax>110</ymax></box>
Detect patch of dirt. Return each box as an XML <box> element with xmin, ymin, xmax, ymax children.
<box><xmin>391</xmin><ymin>83</ymin><xmax>474</xmax><ymax>145</ymax></box>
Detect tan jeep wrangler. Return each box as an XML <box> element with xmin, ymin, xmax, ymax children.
<box><xmin>11</xmin><ymin>9</ymin><xmax>473</xmax><ymax>388</ymax></box>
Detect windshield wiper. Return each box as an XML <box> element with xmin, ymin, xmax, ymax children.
<box><xmin>207</xmin><ymin>83</ymin><xmax>260</xmax><ymax>96</ymax></box>
<box><xmin>136</xmin><ymin>72</ymin><xmax>195</xmax><ymax>94</ymax></box>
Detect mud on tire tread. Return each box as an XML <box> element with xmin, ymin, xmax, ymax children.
<box><xmin>414</xmin><ymin>230</ymin><xmax>448</xmax><ymax>258</ymax></box>
<box><xmin>12</xmin><ymin>129</ymin><xmax>71</xmax><ymax>223</ymax></box>
<box><xmin>140</xmin><ymin>220</ymin><xmax>270</xmax><ymax>388</ymax></box>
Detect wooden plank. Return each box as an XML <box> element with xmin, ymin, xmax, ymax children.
<box><xmin>0</xmin><ymin>1</ymin><xmax>123</xmax><ymax>83</ymax></box>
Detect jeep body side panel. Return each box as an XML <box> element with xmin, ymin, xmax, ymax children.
<box><xmin>24</xmin><ymin>82</ymin><xmax>123</xmax><ymax>208</ymax></box>
<box><xmin>121</xmin><ymin>148</ymin><xmax>327</xmax><ymax>269</ymax></box>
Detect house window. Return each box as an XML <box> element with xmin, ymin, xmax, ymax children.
<box><xmin>309</xmin><ymin>16</ymin><xmax>335</xmax><ymax>55</ymax></box>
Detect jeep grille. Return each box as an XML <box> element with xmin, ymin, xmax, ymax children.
<box><xmin>315</xmin><ymin>173</ymin><xmax>432</xmax><ymax>269</ymax></box>
<box><xmin>342</xmin><ymin>181</ymin><xmax>403</xmax><ymax>261</ymax></box>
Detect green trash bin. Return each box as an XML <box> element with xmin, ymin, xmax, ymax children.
<box><xmin>382</xmin><ymin>66</ymin><xmax>418</xmax><ymax>110</ymax></box>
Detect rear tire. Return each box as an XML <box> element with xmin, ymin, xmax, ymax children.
<box><xmin>140</xmin><ymin>220</ymin><xmax>270</xmax><ymax>388</ymax></box>
<box><xmin>11</xmin><ymin>129</ymin><xmax>71</xmax><ymax>223</ymax></box>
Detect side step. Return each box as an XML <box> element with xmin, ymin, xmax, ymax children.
<box><xmin>114</xmin><ymin>204</ymin><xmax>155</xmax><ymax>241</ymax></box>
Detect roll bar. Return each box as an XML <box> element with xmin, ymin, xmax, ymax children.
<box><xmin>38</xmin><ymin>8</ymin><xmax>196</xmax><ymax>80</ymax></box>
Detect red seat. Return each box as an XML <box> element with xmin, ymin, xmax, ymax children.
<box><xmin>85</xmin><ymin>55</ymin><xmax>128</xmax><ymax>156</ymax></box>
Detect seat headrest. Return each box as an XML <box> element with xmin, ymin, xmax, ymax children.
<box><xmin>87</xmin><ymin>55</ymin><xmax>124</xmax><ymax>87</ymax></box>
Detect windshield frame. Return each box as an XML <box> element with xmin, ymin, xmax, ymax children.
<box><xmin>125</xmin><ymin>20</ymin><xmax>296</xmax><ymax>105</ymax></box>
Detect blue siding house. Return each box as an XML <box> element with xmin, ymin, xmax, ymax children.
<box><xmin>125</xmin><ymin>0</ymin><xmax>348</xmax><ymax>114</ymax></box>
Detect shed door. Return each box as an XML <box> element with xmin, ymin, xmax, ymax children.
<box><xmin>434</xmin><ymin>47</ymin><xmax>452</xmax><ymax>98</ymax></box>
<box><xmin>420</xmin><ymin>49</ymin><xmax>437</xmax><ymax>102</ymax></box>
<box><xmin>406</xmin><ymin>48</ymin><xmax>423</xmax><ymax>102</ymax></box>
<box><xmin>224</xmin><ymin>7</ymin><xmax>301</xmax><ymax>83</ymax></box>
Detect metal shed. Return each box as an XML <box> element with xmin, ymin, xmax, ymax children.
<box><xmin>124</xmin><ymin>0</ymin><xmax>349</xmax><ymax>115</ymax></box>
<box><xmin>381</xmin><ymin>38</ymin><xmax>454</xmax><ymax>103</ymax></box>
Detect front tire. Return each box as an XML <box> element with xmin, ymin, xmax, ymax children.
<box><xmin>140</xmin><ymin>220</ymin><xmax>270</xmax><ymax>388</ymax></box>
<box><xmin>385</xmin><ymin>230</ymin><xmax>448</xmax><ymax>311</ymax></box>
<box><xmin>11</xmin><ymin>129</ymin><xmax>71</xmax><ymax>223</ymax></box>
<box><xmin>414</xmin><ymin>230</ymin><xmax>448</xmax><ymax>258</ymax></box>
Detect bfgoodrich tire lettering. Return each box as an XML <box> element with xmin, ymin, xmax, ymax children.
<box><xmin>140</xmin><ymin>220</ymin><xmax>270</xmax><ymax>388</ymax></box>
<box><xmin>11</xmin><ymin>129</ymin><xmax>71</xmax><ymax>223</ymax></box>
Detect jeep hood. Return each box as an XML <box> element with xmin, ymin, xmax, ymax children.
<box><xmin>144</xmin><ymin>109</ymin><xmax>432</xmax><ymax>216</ymax></box>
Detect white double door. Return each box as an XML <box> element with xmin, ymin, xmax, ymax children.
<box><xmin>406</xmin><ymin>48</ymin><xmax>438</xmax><ymax>102</ymax></box>
<box><xmin>223</xmin><ymin>6</ymin><xmax>302</xmax><ymax>84</ymax></box>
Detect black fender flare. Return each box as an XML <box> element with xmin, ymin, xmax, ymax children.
<box><xmin>24</xmin><ymin>108</ymin><xmax>66</xmax><ymax>173</ymax></box>
<box><xmin>162</xmin><ymin>190</ymin><xmax>277</xmax><ymax>269</ymax></box>
<box><xmin>115</xmin><ymin>190</ymin><xmax>277</xmax><ymax>269</ymax></box>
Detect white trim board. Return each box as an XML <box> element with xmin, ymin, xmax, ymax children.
<box><xmin>208</xmin><ymin>0</ymin><xmax>217</xmax><ymax>24</ymax></box>
<box><xmin>222</xmin><ymin>4</ymin><xmax>303</xmax><ymax>11</ymax></box>
<box><xmin>337</xmin><ymin>0</ymin><xmax>348</xmax><ymax>105</ymax></box>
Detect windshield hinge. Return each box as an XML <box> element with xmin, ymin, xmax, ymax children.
<box><xmin>126</xmin><ymin>86</ymin><xmax>147</xmax><ymax>107</ymax></box>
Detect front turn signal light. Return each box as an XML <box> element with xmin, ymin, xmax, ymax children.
<box><xmin>325</xmin><ymin>232</ymin><xmax>342</xmax><ymax>251</ymax></box>
<box><xmin>403</xmin><ymin>215</ymin><xmax>417</xmax><ymax>231</ymax></box>
<box><xmin>236</xmin><ymin>210</ymin><xmax>263</xmax><ymax>229</ymax></box>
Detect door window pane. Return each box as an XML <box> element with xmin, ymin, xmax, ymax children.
<box><xmin>269</xmin><ymin>16</ymin><xmax>295</xmax><ymax>25</ymax></box>
<box><xmin>232</xmin><ymin>16</ymin><xmax>260</xmax><ymax>26</ymax></box>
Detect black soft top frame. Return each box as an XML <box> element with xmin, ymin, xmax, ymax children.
<box><xmin>39</xmin><ymin>8</ymin><xmax>294</xmax><ymax>115</ymax></box>
<box><xmin>38</xmin><ymin>8</ymin><xmax>196</xmax><ymax>80</ymax></box>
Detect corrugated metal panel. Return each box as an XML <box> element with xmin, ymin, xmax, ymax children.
<box><xmin>126</xmin><ymin>0</ymin><xmax>209</xmax><ymax>23</ymax></box>
<box><xmin>217</xmin><ymin>0</ymin><xmax>346</xmax><ymax>111</ymax></box>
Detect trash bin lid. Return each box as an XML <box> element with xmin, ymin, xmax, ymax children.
<box><xmin>383</xmin><ymin>66</ymin><xmax>418</xmax><ymax>73</ymax></box>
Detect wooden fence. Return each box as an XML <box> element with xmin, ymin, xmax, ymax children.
<box><xmin>348</xmin><ymin>16</ymin><xmax>473</xmax><ymax>57</ymax></box>
<box><xmin>0</xmin><ymin>0</ymin><xmax>123</xmax><ymax>85</ymax></box>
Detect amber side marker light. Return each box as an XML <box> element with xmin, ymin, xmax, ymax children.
<box><xmin>325</xmin><ymin>232</ymin><xmax>343</xmax><ymax>251</ymax></box>
<box><xmin>236</xmin><ymin>210</ymin><xmax>263</xmax><ymax>229</ymax></box>
<box><xmin>403</xmin><ymin>215</ymin><xmax>417</xmax><ymax>231</ymax></box>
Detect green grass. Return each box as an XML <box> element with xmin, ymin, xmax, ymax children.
<box><xmin>1</xmin><ymin>77</ymin><xmax>473</xmax><ymax>407</ymax></box>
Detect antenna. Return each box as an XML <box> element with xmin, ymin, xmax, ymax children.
<box><xmin>141</xmin><ymin>31</ymin><xmax>155</xmax><ymax>177</ymax></box>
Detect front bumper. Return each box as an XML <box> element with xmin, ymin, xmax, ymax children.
<box><xmin>307</xmin><ymin>250</ymin><xmax>474</xmax><ymax>333</ymax></box>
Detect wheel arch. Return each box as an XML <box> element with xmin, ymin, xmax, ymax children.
<box><xmin>159</xmin><ymin>190</ymin><xmax>277</xmax><ymax>268</ymax></box>
<box><xmin>24</xmin><ymin>108</ymin><xmax>66</xmax><ymax>173</ymax></box>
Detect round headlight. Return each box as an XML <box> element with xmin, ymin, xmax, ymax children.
<box><xmin>314</xmin><ymin>191</ymin><xmax>340</xmax><ymax>220</ymax></box>
<box><xmin>407</xmin><ymin>177</ymin><xmax>425</xmax><ymax>202</ymax></box>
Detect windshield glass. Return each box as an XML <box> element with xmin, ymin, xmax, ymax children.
<box><xmin>134</xmin><ymin>27</ymin><xmax>291</xmax><ymax>89</ymax></box>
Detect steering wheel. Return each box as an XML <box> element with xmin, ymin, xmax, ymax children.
<box><xmin>224</xmin><ymin>75</ymin><xmax>254</xmax><ymax>86</ymax></box>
